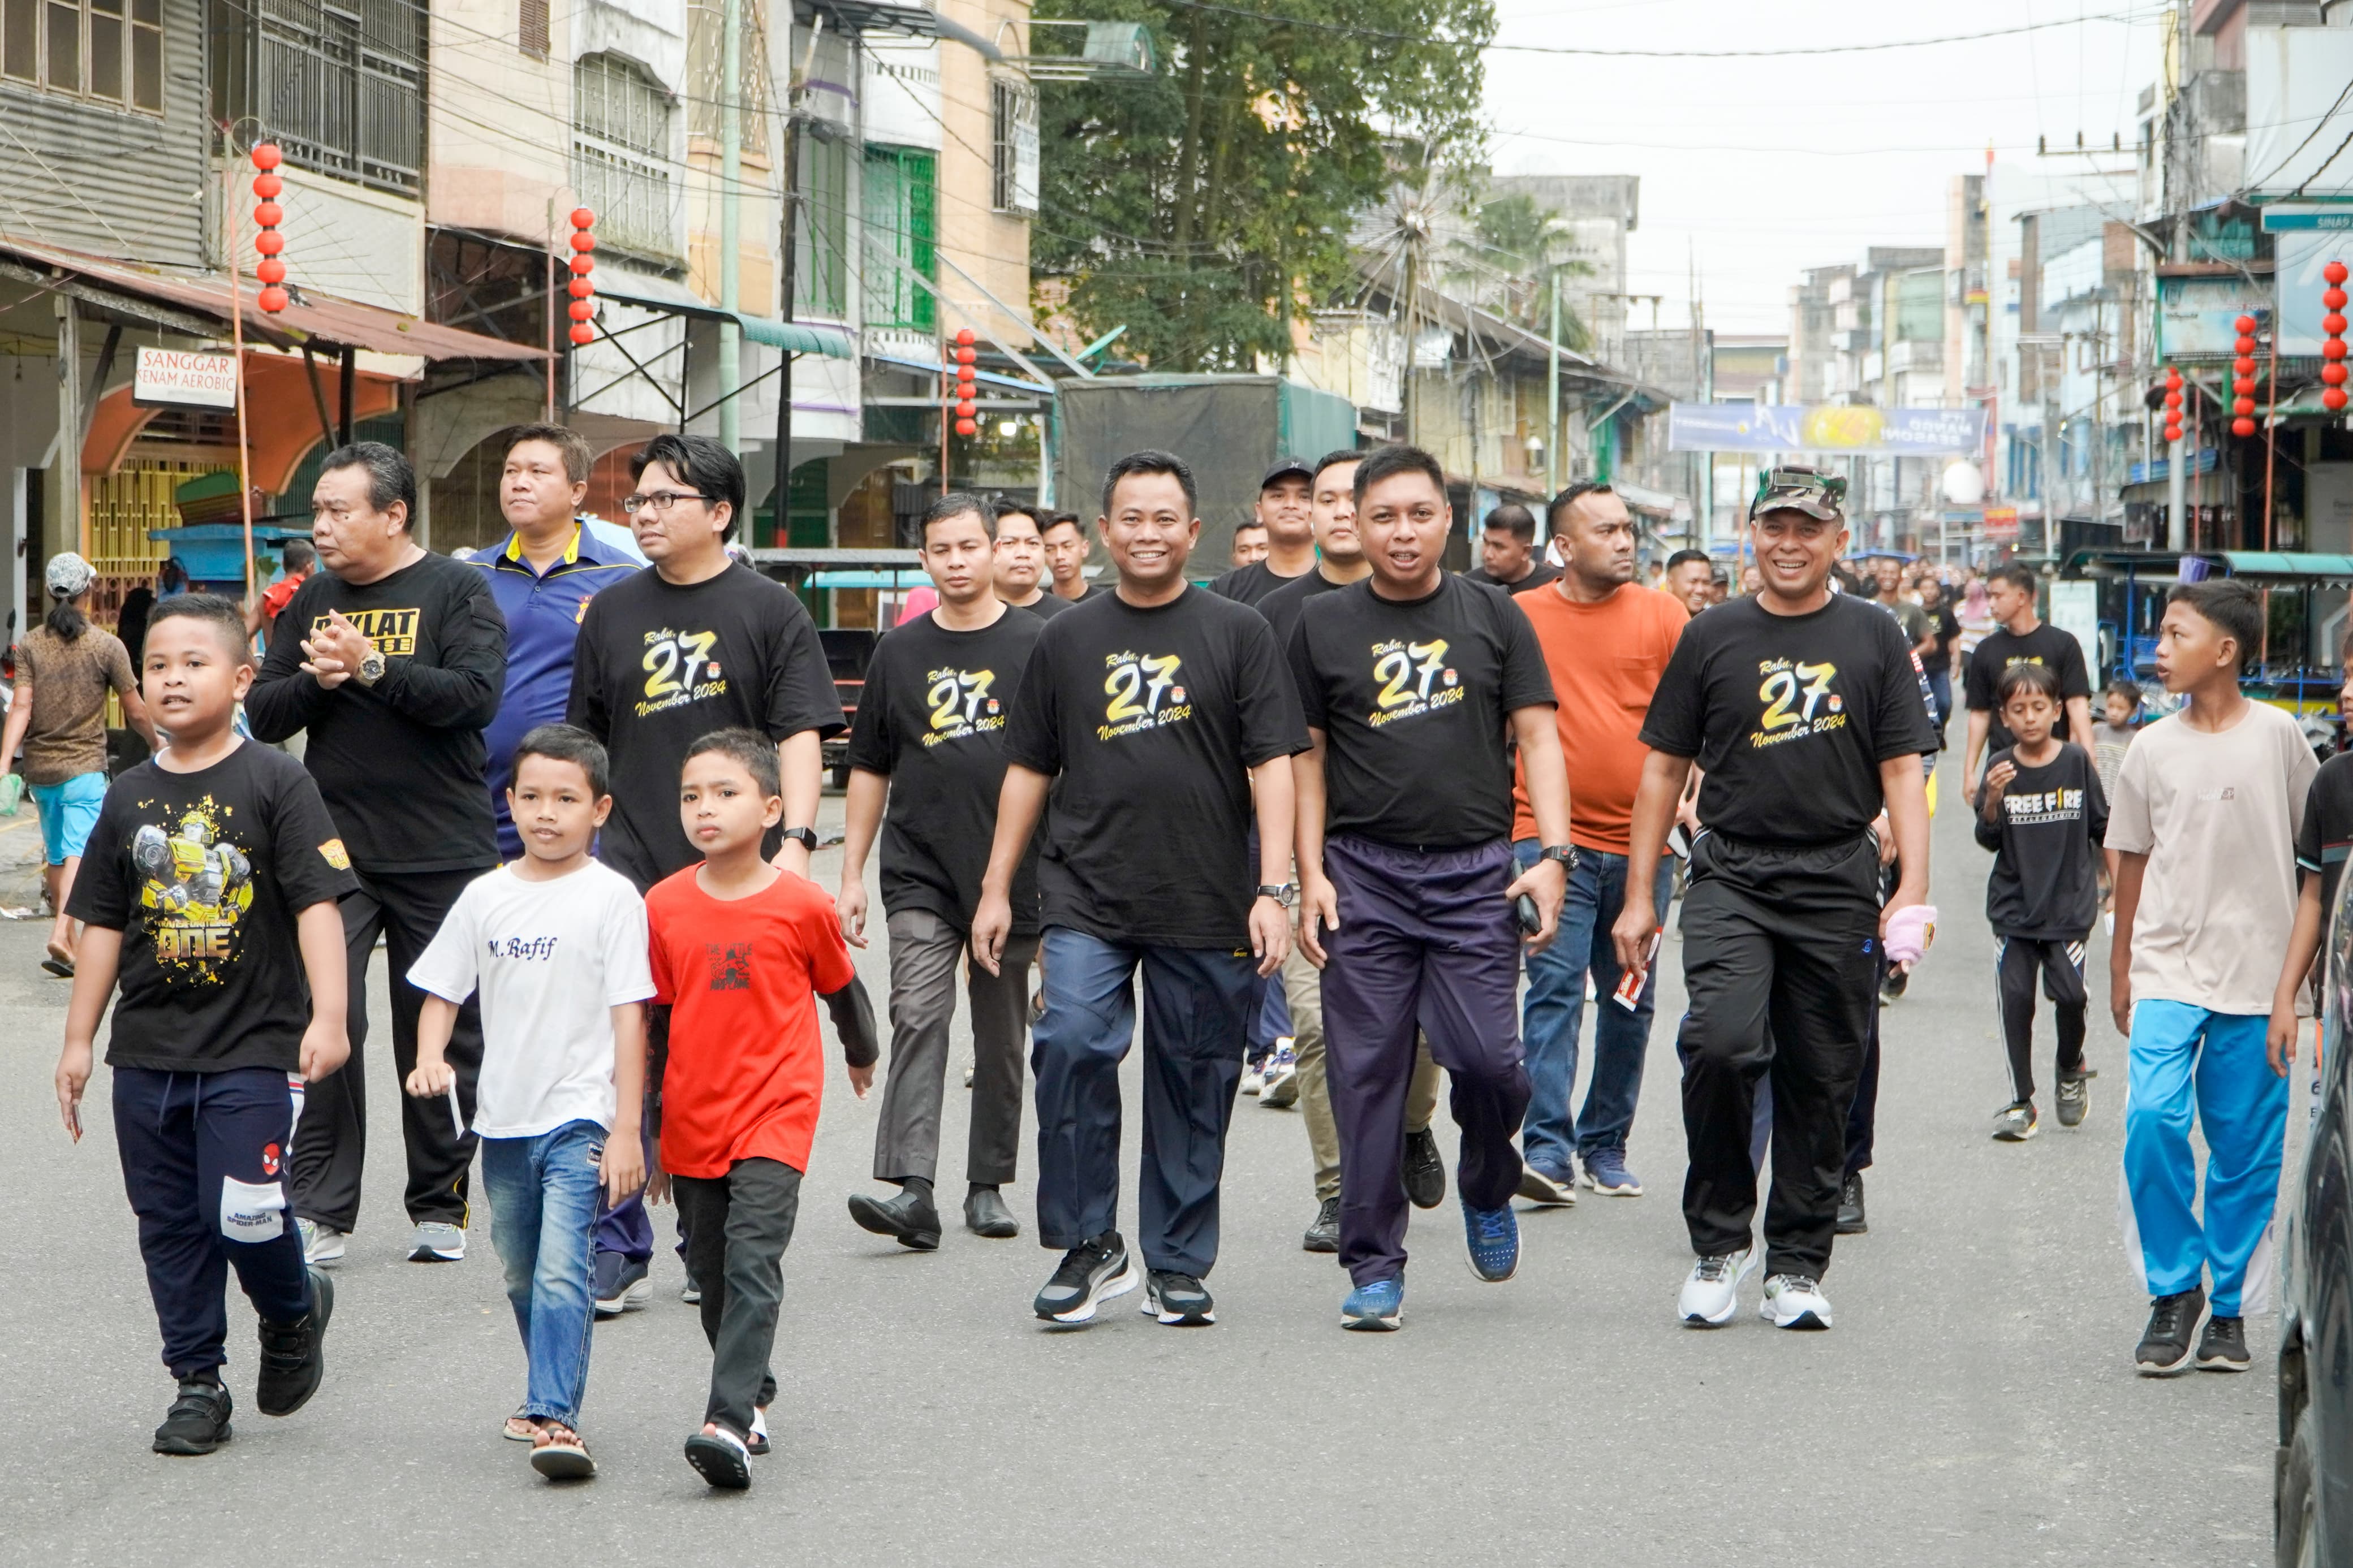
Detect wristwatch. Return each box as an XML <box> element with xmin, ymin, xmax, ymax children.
<box><xmin>353</xmin><ymin>649</ymin><xmax>387</xmax><ymax>688</ymax></box>
<box><xmin>1256</xmin><ymin>882</ymin><xmax>1298</xmax><ymax>908</ymax></box>
<box><xmin>779</xmin><ymin>826</ymin><xmax>819</xmax><ymax>852</ymax></box>
<box><xmin>1538</xmin><ymin>845</ymin><xmax>1579</xmax><ymax>871</ymax></box>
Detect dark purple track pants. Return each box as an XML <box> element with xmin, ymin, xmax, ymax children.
<box><xmin>1319</xmin><ymin>835</ymin><xmax>1529</xmax><ymax>1286</ymax></box>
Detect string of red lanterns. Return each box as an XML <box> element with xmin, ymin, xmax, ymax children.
<box><xmin>950</xmin><ymin>327</ymin><xmax>978</xmax><ymax>437</ymax></box>
<box><xmin>2162</xmin><ymin>364</ymin><xmax>2183</xmax><ymax>448</ymax></box>
<box><xmin>567</xmin><ymin>209</ymin><xmax>597</xmax><ymax>347</ymax></box>
<box><xmin>2230</xmin><ymin>314</ymin><xmax>2259</xmax><ymax>439</ymax></box>
<box><xmin>251</xmin><ymin>143</ymin><xmax>288</xmax><ymax>314</ymax></box>
<box><xmin>2322</xmin><ymin>260</ymin><xmax>2348</xmax><ymax>416</ymax></box>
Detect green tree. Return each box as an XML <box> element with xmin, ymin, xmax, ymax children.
<box><xmin>1445</xmin><ymin>192</ymin><xmax>1591</xmax><ymax>347</ymax></box>
<box><xmin>1032</xmin><ymin>0</ymin><xmax>1493</xmax><ymax>373</ymax></box>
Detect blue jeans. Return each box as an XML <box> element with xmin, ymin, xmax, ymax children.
<box><xmin>1031</xmin><ymin>926</ymin><xmax>1259</xmax><ymax>1276</ymax></box>
<box><xmin>1515</xmin><ymin>840</ymin><xmax>1673</xmax><ymax>1171</ymax></box>
<box><xmin>1925</xmin><ymin>666</ymin><xmax>1953</xmax><ymax>730</ymax></box>
<box><xmin>480</xmin><ymin>1120</ymin><xmax>605</xmax><ymax>1429</ymax></box>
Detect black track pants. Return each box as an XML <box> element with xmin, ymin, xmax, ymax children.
<box><xmin>1996</xmin><ymin>935</ymin><xmax>2087</xmax><ymax>1104</ymax></box>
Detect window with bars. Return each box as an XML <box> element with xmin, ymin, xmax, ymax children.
<box><xmin>794</xmin><ymin>131</ymin><xmax>848</xmax><ymax>318</ymax></box>
<box><xmin>518</xmin><ymin>0</ymin><xmax>545</xmax><ymax>58</ymax></box>
<box><xmin>574</xmin><ymin>53</ymin><xmax>679</xmax><ymax>263</ymax></box>
<box><xmin>206</xmin><ymin>0</ymin><xmax>424</xmax><ymax>194</ymax></box>
<box><xmin>989</xmin><ymin>76</ymin><xmax>1036</xmax><ymax>214</ymax></box>
<box><xmin>685</xmin><ymin>0</ymin><xmax>768</xmax><ymax>159</ymax></box>
<box><xmin>3</xmin><ymin>0</ymin><xmax>162</xmax><ymax>112</ymax></box>
<box><xmin>862</xmin><ymin>143</ymin><xmax>934</xmax><ymax>332</ymax></box>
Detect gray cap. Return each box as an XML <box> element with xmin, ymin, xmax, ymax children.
<box><xmin>44</xmin><ymin>551</ymin><xmax>93</xmax><ymax>598</ymax></box>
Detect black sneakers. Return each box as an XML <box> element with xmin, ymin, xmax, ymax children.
<box><xmin>847</xmin><ymin>1184</ymin><xmax>942</xmax><ymax>1251</ymax></box>
<box><xmin>2135</xmin><ymin>1285</ymin><xmax>2207</xmax><ymax>1375</ymax></box>
<box><xmin>255</xmin><ymin>1266</ymin><xmax>334</xmax><ymax>1418</ymax></box>
<box><xmin>1402</xmin><ymin>1128</ymin><xmax>1446</xmax><ymax>1210</ymax></box>
<box><xmin>1302</xmin><ymin>1195</ymin><xmax>1340</xmax><ymax>1254</ymax></box>
<box><xmin>1033</xmin><ymin>1230</ymin><xmax>1139</xmax><ymax>1324</ymax></box>
<box><xmin>1835</xmin><ymin>1172</ymin><xmax>1867</xmax><ymax>1235</ymax></box>
<box><xmin>152</xmin><ymin>1378</ymin><xmax>232</xmax><ymax>1456</ymax></box>
<box><xmin>2195</xmin><ymin>1312</ymin><xmax>2249</xmax><ymax>1372</ymax></box>
<box><xmin>1142</xmin><ymin>1269</ymin><xmax>1216</xmax><ymax>1325</ymax></box>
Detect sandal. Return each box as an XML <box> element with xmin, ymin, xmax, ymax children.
<box><xmin>530</xmin><ymin>1422</ymin><xmax>596</xmax><ymax>1480</ymax></box>
<box><xmin>502</xmin><ymin>1411</ymin><xmax>540</xmax><ymax>1442</ymax></box>
<box><xmin>746</xmin><ymin>1405</ymin><xmax>770</xmax><ymax>1456</ymax></box>
<box><xmin>683</xmin><ymin>1424</ymin><xmax>751</xmax><ymax>1490</ymax></box>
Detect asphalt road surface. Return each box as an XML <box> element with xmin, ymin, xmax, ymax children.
<box><xmin>0</xmin><ymin>745</ymin><xmax>2286</xmax><ymax>1566</ymax></box>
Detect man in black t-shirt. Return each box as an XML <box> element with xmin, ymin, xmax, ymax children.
<box><xmin>1041</xmin><ymin>512</ymin><xmax>1103</xmax><ymax>602</ymax></box>
<box><xmin>1460</xmin><ymin>502</ymin><xmax>1562</xmax><ymax>593</ymax></box>
<box><xmin>1918</xmin><ymin>575</ymin><xmax>1960</xmax><ymax>725</ymax></box>
<box><xmin>248</xmin><ymin>442</ymin><xmax>507</xmax><ymax>1267</ymax></box>
<box><xmin>567</xmin><ymin>434</ymin><xmax>843</xmax><ymax>892</ymax></box>
<box><xmin>1208</xmin><ymin>456</ymin><xmax>1318</xmax><ymax>606</ymax></box>
<box><xmin>990</xmin><ymin>503</ymin><xmax>1072</xmax><ymax>619</ymax></box>
<box><xmin>971</xmin><ymin>450</ymin><xmax>1307</xmax><ymax>1328</ymax></box>
<box><xmin>1615</xmin><ymin>464</ymin><xmax>1935</xmax><ymax>1334</ymax></box>
<box><xmin>1963</xmin><ymin>562</ymin><xmax>2092</xmax><ymax>804</ymax></box>
<box><xmin>1290</xmin><ymin>446</ymin><xmax>1571</xmax><ymax>1329</ymax></box>
<box><xmin>837</xmin><ymin>493</ymin><xmax>1044</xmax><ymax>1251</ymax></box>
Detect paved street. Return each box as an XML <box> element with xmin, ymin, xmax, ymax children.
<box><xmin>0</xmin><ymin>746</ymin><xmax>2285</xmax><ymax>1566</ymax></box>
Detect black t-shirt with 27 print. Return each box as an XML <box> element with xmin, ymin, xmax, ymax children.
<box><xmin>1209</xmin><ymin>558</ymin><xmax>1313</xmax><ymax>608</ymax></box>
<box><xmin>846</xmin><ymin>607</ymin><xmax>1044</xmax><ymax>935</ymax></box>
<box><xmin>1288</xmin><ymin>574</ymin><xmax>1555</xmax><ymax>848</ymax></box>
<box><xmin>1640</xmin><ymin>591</ymin><xmax>1940</xmax><ymax>848</ymax></box>
<box><xmin>1002</xmin><ymin>586</ymin><xmax>1307</xmax><ymax>948</ymax></box>
<box><xmin>69</xmin><ymin>742</ymin><xmax>359</xmax><ymax>1073</ymax></box>
<box><xmin>568</xmin><ymin>563</ymin><xmax>844</xmax><ymax>892</ymax></box>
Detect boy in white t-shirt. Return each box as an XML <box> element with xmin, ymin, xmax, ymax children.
<box><xmin>2107</xmin><ymin>582</ymin><xmax>2314</xmax><ymax>1378</ymax></box>
<box><xmin>406</xmin><ymin>725</ymin><xmax>654</xmax><ymax>1480</ymax></box>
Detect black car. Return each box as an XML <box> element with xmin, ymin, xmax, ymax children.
<box><xmin>2277</xmin><ymin>878</ymin><xmax>2353</xmax><ymax>1565</ymax></box>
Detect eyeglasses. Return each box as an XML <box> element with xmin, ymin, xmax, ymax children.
<box><xmin>621</xmin><ymin>490</ymin><xmax>717</xmax><ymax>516</ymax></box>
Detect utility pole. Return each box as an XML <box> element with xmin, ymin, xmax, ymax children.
<box><xmin>1545</xmin><ymin>272</ymin><xmax>1559</xmax><ymax>501</ymax></box>
<box><xmin>1402</xmin><ymin>244</ymin><xmax>1419</xmax><ymax>450</ymax></box>
<box><xmin>773</xmin><ymin>17</ymin><xmax>822</xmax><ymax>537</ymax></box>
<box><xmin>717</xmin><ymin>0</ymin><xmax>744</xmax><ymax>454</ymax></box>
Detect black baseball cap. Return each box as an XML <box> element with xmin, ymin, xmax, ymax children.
<box><xmin>1260</xmin><ymin>456</ymin><xmax>1314</xmax><ymax>490</ymax></box>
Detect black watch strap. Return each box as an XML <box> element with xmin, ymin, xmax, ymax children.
<box><xmin>781</xmin><ymin>826</ymin><xmax>819</xmax><ymax>850</ymax></box>
<box><xmin>1540</xmin><ymin>845</ymin><xmax>1578</xmax><ymax>869</ymax></box>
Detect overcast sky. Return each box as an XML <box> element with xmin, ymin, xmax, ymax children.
<box><xmin>1483</xmin><ymin>0</ymin><xmax>2168</xmax><ymax>335</ymax></box>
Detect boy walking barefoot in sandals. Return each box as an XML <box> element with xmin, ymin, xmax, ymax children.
<box><xmin>404</xmin><ymin>724</ymin><xmax>654</xmax><ymax>1480</ymax></box>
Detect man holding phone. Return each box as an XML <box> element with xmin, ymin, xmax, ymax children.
<box><xmin>1288</xmin><ymin>444</ymin><xmax>1571</xmax><ymax>1332</ymax></box>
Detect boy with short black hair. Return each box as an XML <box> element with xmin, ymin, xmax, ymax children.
<box><xmin>404</xmin><ymin>722</ymin><xmax>653</xmax><ymax>1480</ymax></box>
<box><xmin>648</xmin><ymin>727</ymin><xmax>879</xmax><ymax>1489</ymax></box>
<box><xmin>1975</xmin><ymin>662</ymin><xmax>2106</xmax><ymax>1143</ymax></box>
<box><xmin>2110</xmin><ymin>579</ymin><xmax>2315</xmax><ymax>1376</ymax></box>
<box><xmin>54</xmin><ymin>593</ymin><xmax>354</xmax><ymax>1454</ymax></box>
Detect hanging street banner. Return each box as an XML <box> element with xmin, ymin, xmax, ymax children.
<box><xmin>1667</xmin><ymin>402</ymin><xmax>1986</xmax><ymax>455</ymax></box>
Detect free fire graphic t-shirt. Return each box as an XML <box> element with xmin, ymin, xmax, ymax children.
<box><xmin>70</xmin><ymin>740</ymin><xmax>359</xmax><ymax>1073</ymax></box>
<box><xmin>568</xmin><ymin>562</ymin><xmax>845</xmax><ymax>892</ymax></box>
<box><xmin>1002</xmin><ymin>586</ymin><xmax>1306</xmax><ymax>949</ymax></box>
<box><xmin>1640</xmin><ymin>591</ymin><xmax>1941</xmax><ymax>848</ymax></box>
<box><xmin>1285</xmin><ymin>574</ymin><xmax>1556</xmax><ymax>849</ymax></box>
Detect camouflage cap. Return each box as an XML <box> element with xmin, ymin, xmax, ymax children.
<box><xmin>1750</xmin><ymin>464</ymin><xmax>1847</xmax><ymax>522</ymax></box>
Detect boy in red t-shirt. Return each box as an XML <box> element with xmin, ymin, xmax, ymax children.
<box><xmin>645</xmin><ymin>728</ymin><xmax>877</xmax><ymax>1490</ymax></box>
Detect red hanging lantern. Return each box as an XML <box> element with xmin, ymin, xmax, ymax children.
<box><xmin>2322</xmin><ymin>260</ymin><xmax>2350</xmax><ymax>413</ymax></box>
<box><xmin>567</xmin><ymin>208</ymin><xmax>598</xmax><ymax>347</ymax></box>
<box><xmin>956</xmin><ymin>399</ymin><xmax>977</xmax><ymax>418</ymax></box>
<box><xmin>956</xmin><ymin>417</ymin><xmax>978</xmax><ymax>437</ymax></box>
<box><xmin>251</xmin><ymin>143</ymin><xmax>288</xmax><ymax>313</ymax></box>
<box><xmin>955</xmin><ymin>327</ymin><xmax>976</xmax><ymax>347</ymax></box>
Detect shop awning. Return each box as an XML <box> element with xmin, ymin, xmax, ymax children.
<box><xmin>593</xmin><ymin>269</ymin><xmax>856</xmax><ymax>358</ymax></box>
<box><xmin>867</xmin><ymin>348</ymin><xmax>1053</xmax><ymax>394</ymax></box>
<box><xmin>0</xmin><ymin>234</ymin><xmax>544</xmax><ymax>362</ymax></box>
<box><xmin>2215</xmin><ymin>552</ymin><xmax>2353</xmax><ymax>579</ymax></box>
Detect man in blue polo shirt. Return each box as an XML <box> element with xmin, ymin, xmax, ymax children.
<box><xmin>469</xmin><ymin>422</ymin><xmax>653</xmax><ymax>1318</ymax></box>
<box><xmin>472</xmin><ymin>423</ymin><xmax>645</xmax><ymax>859</ymax></box>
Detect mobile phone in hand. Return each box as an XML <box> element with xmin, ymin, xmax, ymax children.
<box><xmin>1515</xmin><ymin>893</ymin><xmax>1542</xmax><ymax>937</ymax></box>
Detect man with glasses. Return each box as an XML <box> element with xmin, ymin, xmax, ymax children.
<box><xmin>247</xmin><ymin>441</ymin><xmax>508</xmax><ymax>1269</ymax></box>
<box><xmin>1614</xmin><ymin>465</ymin><xmax>1934</xmax><ymax>1333</ymax></box>
<box><xmin>568</xmin><ymin>434</ymin><xmax>844</xmax><ymax>896</ymax></box>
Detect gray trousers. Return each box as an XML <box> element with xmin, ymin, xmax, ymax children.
<box><xmin>674</xmin><ymin>1156</ymin><xmax>800</xmax><ymax>1440</ymax></box>
<box><xmin>873</xmin><ymin>908</ymin><xmax>1037</xmax><ymax>1186</ymax></box>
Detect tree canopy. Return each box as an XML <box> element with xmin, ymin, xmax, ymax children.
<box><xmin>1031</xmin><ymin>0</ymin><xmax>1493</xmax><ymax>373</ymax></box>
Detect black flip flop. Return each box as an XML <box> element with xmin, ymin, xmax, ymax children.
<box><xmin>40</xmin><ymin>956</ymin><xmax>72</xmax><ymax>978</ymax></box>
<box><xmin>684</xmin><ymin>1429</ymin><xmax>750</xmax><ymax>1489</ymax></box>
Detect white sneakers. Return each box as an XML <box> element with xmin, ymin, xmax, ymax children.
<box><xmin>1678</xmin><ymin>1251</ymin><xmax>1835</xmax><ymax>1330</ymax></box>
<box><xmin>408</xmin><ymin>1221</ymin><xmax>467</xmax><ymax>1263</ymax></box>
<box><xmin>1760</xmin><ymin>1273</ymin><xmax>1834</xmax><ymax>1329</ymax></box>
<box><xmin>1678</xmin><ymin>1249</ymin><xmax>1756</xmax><ymax>1326</ymax></box>
<box><xmin>298</xmin><ymin>1218</ymin><xmax>346</xmax><ymax>1267</ymax></box>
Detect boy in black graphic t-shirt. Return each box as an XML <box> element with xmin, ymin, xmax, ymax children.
<box><xmin>971</xmin><ymin>450</ymin><xmax>1307</xmax><ymax>1329</ymax></box>
<box><xmin>838</xmin><ymin>494</ymin><xmax>1045</xmax><ymax>1251</ymax></box>
<box><xmin>58</xmin><ymin>597</ymin><xmax>355</xmax><ymax>1455</ymax></box>
<box><xmin>1619</xmin><ymin>465</ymin><xmax>1936</xmax><ymax>1334</ymax></box>
<box><xmin>1976</xmin><ymin>662</ymin><xmax>2107</xmax><ymax>1142</ymax></box>
<box><xmin>1288</xmin><ymin>446</ymin><xmax>1571</xmax><ymax>1331</ymax></box>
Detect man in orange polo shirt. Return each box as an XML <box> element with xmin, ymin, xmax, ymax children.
<box><xmin>1509</xmin><ymin>482</ymin><xmax>1688</xmax><ymax>1202</ymax></box>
